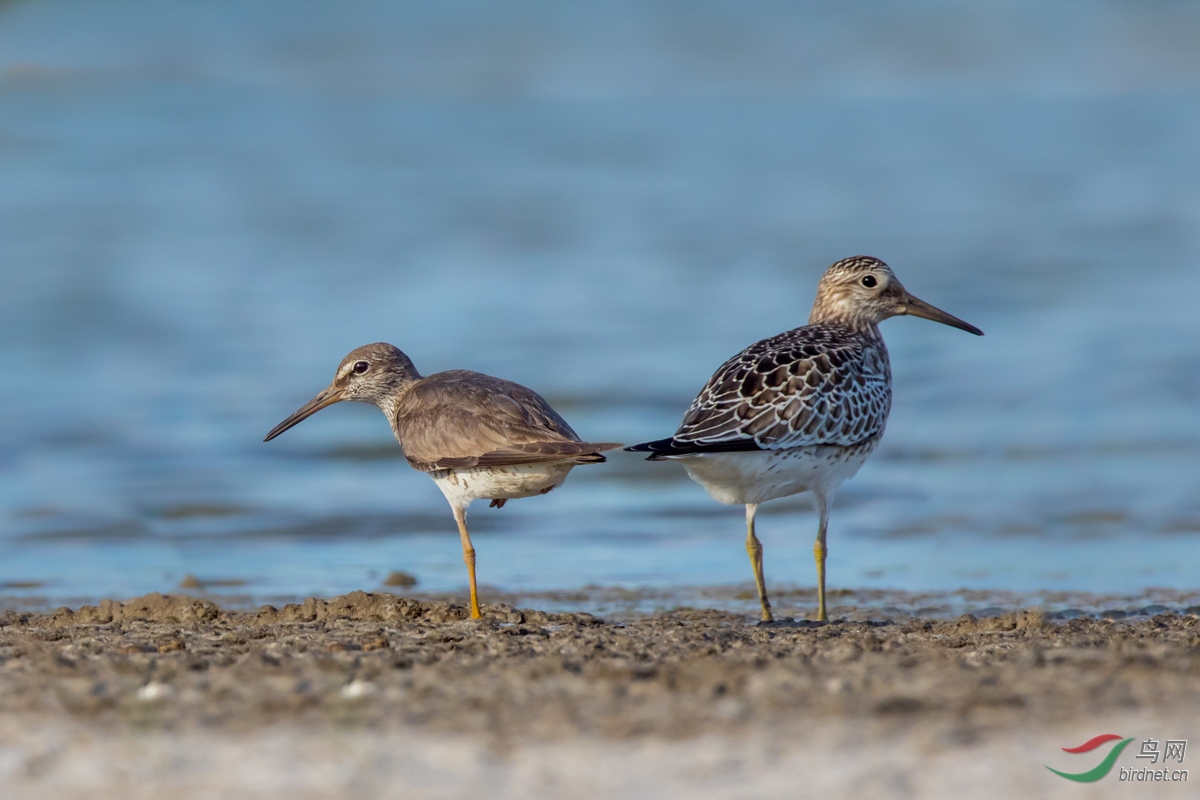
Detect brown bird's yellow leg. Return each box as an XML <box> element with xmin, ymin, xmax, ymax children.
<box><xmin>813</xmin><ymin>493</ymin><xmax>831</xmax><ymax>622</ymax></box>
<box><xmin>745</xmin><ymin>503</ymin><xmax>773</xmax><ymax>622</ymax></box>
<box><xmin>452</xmin><ymin>506</ymin><xmax>482</xmax><ymax>619</ymax></box>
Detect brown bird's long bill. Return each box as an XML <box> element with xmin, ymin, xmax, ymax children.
<box><xmin>899</xmin><ymin>294</ymin><xmax>984</xmax><ymax>336</ymax></box>
<box><xmin>263</xmin><ymin>387</ymin><xmax>344</xmax><ymax>442</ymax></box>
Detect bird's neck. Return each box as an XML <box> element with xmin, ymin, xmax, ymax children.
<box><xmin>373</xmin><ymin>371</ymin><xmax>422</xmax><ymax>446</ymax></box>
<box><xmin>375</xmin><ymin>394</ymin><xmax>400</xmax><ymax>444</ymax></box>
<box><xmin>808</xmin><ymin>292</ymin><xmax>883</xmax><ymax>339</ymax></box>
<box><xmin>808</xmin><ymin>307</ymin><xmax>883</xmax><ymax>341</ymax></box>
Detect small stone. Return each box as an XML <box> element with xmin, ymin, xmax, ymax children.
<box><xmin>382</xmin><ymin>571</ymin><xmax>418</xmax><ymax>588</ymax></box>
<box><xmin>136</xmin><ymin>682</ymin><xmax>173</xmax><ymax>701</ymax></box>
<box><xmin>178</xmin><ymin>574</ymin><xmax>203</xmax><ymax>589</ymax></box>
<box><xmin>341</xmin><ymin>679</ymin><xmax>377</xmax><ymax>699</ymax></box>
<box><xmin>1056</xmin><ymin>608</ymin><xmax>1087</xmax><ymax>620</ymax></box>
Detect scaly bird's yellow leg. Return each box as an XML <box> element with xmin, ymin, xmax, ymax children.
<box><xmin>745</xmin><ymin>503</ymin><xmax>773</xmax><ymax>622</ymax></box>
<box><xmin>813</xmin><ymin>493</ymin><xmax>831</xmax><ymax>622</ymax></box>
<box><xmin>813</xmin><ymin>539</ymin><xmax>827</xmax><ymax>622</ymax></box>
<box><xmin>452</xmin><ymin>506</ymin><xmax>482</xmax><ymax>619</ymax></box>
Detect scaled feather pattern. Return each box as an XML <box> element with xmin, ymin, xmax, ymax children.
<box><xmin>636</xmin><ymin>325</ymin><xmax>892</xmax><ymax>457</ymax></box>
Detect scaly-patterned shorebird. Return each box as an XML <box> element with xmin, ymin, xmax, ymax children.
<box><xmin>265</xmin><ymin>343</ymin><xmax>620</xmax><ymax>619</ymax></box>
<box><xmin>627</xmin><ymin>257</ymin><xmax>982</xmax><ymax>622</ymax></box>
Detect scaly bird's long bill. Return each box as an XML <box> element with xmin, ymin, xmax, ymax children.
<box><xmin>899</xmin><ymin>293</ymin><xmax>983</xmax><ymax>336</ymax></box>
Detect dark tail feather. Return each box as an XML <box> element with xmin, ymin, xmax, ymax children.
<box><xmin>626</xmin><ymin>437</ymin><xmax>761</xmax><ymax>460</ymax></box>
<box><xmin>624</xmin><ymin>437</ymin><xmax>687</xmax><ymax>461</ymax></box>
<box><xmin>574</xmin><ymin>441</ymin><xmax>622</xmax><ymax>465</ymax></box>
<box><xmin>578</xmin><ymin>443</ymin><xmax>624</xmax><ymax>462</ymax></box>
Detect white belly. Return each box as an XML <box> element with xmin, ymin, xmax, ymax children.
<box><xmin>673</xmin><ymin>442</ymin><xmax>879</xmax><ymax>506</ymax></box>
<box><xmin>430</xmin><ymin>461</ymin><xmax>576</xmax><ymax>510</ymax></box>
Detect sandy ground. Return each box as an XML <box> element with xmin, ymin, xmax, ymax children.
<box><xmin>1</xmin><ymin>591</ymin><xmax>1198</xmax><ymax>799</ymax></box>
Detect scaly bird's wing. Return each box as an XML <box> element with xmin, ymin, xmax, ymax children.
<box><xmin>628</xmin><ymin>326</ymin><xmax>891</xmax><ymax>459</ymax></box>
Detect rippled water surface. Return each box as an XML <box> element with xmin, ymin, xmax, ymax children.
<box><xmin>2</xmin><ymin>0</ymin><xmax>1199</xmax><ymax>606</ymax></box>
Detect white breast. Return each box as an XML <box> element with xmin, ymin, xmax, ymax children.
<box><xmin>430</xmin><ymin>461</ymin><xmax>576</xmax><ymax>510</ymax></box>
<box><xmin>673</xmin><ymin>441</ymin><xmax>879</xmax><ymax>506</ymax></box>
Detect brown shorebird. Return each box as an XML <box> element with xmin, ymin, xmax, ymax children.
<box><xmin>264</xmin><ymin>343</ymin><xmax>620</xmax><ymax>619</ymax></box>
<box><xmin>627</xmin><ymin>257</ymin><xmax>982</xmax><ymax>622</ymax></box>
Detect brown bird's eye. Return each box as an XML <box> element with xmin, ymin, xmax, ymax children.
<box><xmin>861</xmin><ymin>275</ymin><xmax>877</xmax><ymax>288</ymax></box>
<box><xmin>353</xmin><ymin>361</ymin><xmax>370</xmax><ymax>374</ymax></box>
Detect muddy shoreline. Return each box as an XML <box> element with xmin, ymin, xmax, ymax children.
<box><xmin>2</xmin><ymin>591</ymin><xmax>1197</xmax><ymax>740</ymax></box>
<box><xmin>3</xmin><ymin>591</ymin><xmax>1199</xmax><ymax>797</ymax></box>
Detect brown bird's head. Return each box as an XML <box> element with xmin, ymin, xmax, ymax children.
<box><xmin>263</xmin><ymin>342</ymin><xmax>421</xmax><ymax>442</ymax></box>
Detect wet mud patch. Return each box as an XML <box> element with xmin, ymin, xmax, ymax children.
<box><xmin>0</xmin><ymin>592</ymin><xmax>1197</xmax><ymax>742</ymax></box>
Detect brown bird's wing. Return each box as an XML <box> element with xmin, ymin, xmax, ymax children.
<box><xmin>394</xmin><ymin>370</ymin><xmax>621</xmax><ymax>472</ymax></box>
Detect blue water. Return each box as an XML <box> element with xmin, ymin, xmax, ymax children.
<box><xmin>1</xmin><ymin>0</ymin><xmax>1199</xmax><ymax>606</ymax></box>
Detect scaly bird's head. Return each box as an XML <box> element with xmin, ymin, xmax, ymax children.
<box><xmin>809</xmin><ymin>256</ymin><xmax>983</xmax><ymax>336</ymax></box>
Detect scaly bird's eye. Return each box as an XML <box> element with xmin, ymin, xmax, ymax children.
<box><xmin>860</xmin><ymin>275</ymin><xmax>877</xmax><ymax>288</ymax></box>
<box><xmin>353</xmin><ymin>361</ymin><xmax>370</xmax><ymax>375</ymax></box>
